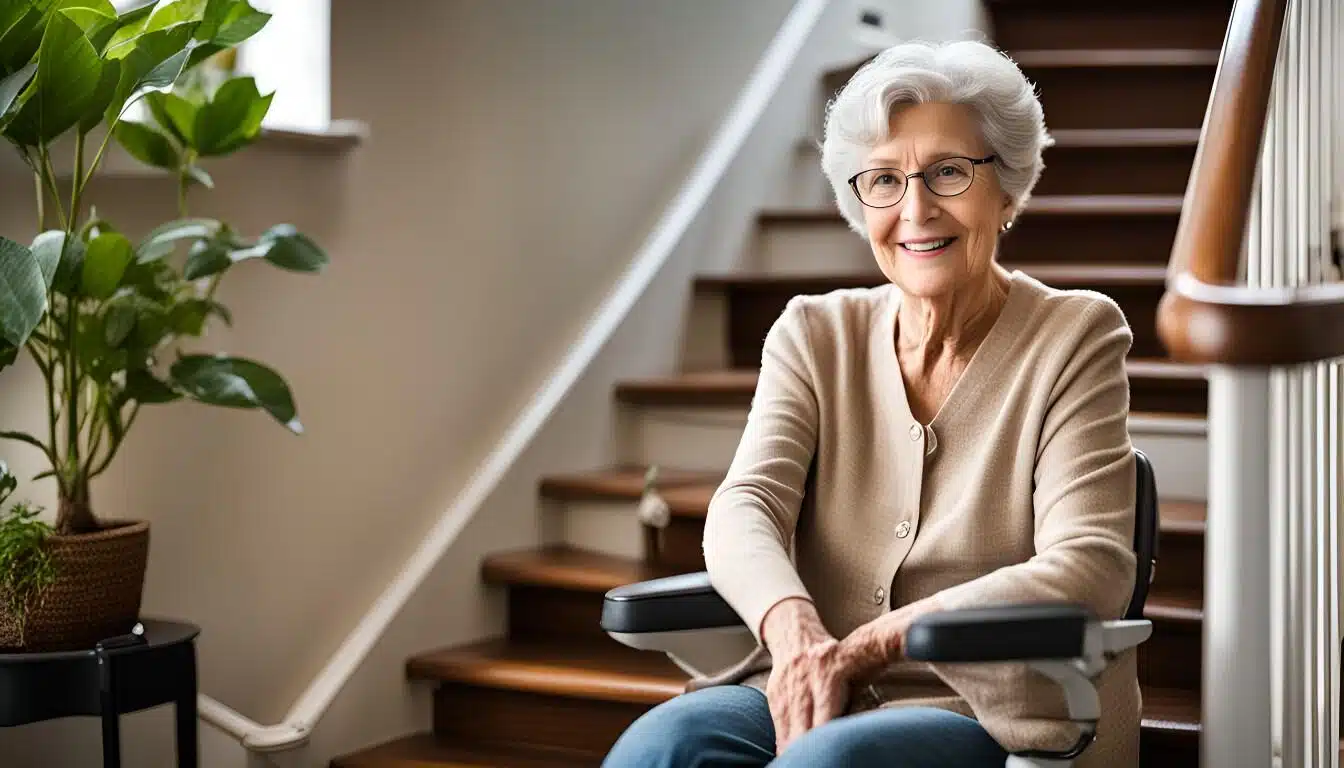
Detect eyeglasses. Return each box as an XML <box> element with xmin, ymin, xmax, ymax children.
<box><xmin>847</xmin><ymin>154</ymin><xmax>998</xmax><ymax>209</ymax></box>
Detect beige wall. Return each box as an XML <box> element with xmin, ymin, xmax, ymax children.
<box><xmin>0</xmin><ymin>1</ymin><xmax>794</xmax><ymax>763</ymax></box>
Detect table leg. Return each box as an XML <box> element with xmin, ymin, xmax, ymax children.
<box><xmin>98</xmin><ymin>651</ymin><xmax>121</xmax><ymax>768</ymax></box>
<box><xmin>100</xmin><ymin>708</ymin><xmax>121</xmax><ymax>768</ymax></box>
<box><xmin>176</xmin><ymin>694</ymin><xmax>198</xmax><ymax>768</ymax></box>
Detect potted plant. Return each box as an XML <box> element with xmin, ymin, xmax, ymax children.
<box><xmin>0</xmin><ymin>0</ymin><xmax>328</xmax><ymax>651</ymax></box>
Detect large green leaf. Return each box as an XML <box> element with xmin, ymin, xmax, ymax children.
<box><xmin>0</xmin><ymin>5</ymin><xmax>46</xmax><ymax>74</ymax></box>
<box><xmin>113</xmin><ymin>119</ymin><xmax>179</xmax><ymax>169</ymax></box>
<box><xmin>135</xmin><ymin>216</ymin><xmax>220</xmax><ymax>262</ymax></box>
<box><xmin>32</xmin><ymin>230</ymin><xmax>87</xmax><ymax>295</ymax></box>
<box><xmin>102</xmin><ymin>299</ymin><xmax>136</xmax><ymax>346</ymax></box>
<box><xmin>77</xmin><ymin>55</ymin><xmax>119</xmax><ymax>133</ymax></box>
<box><xmin>81</xmin><ymin>231</ymin><xmax>134</xmax><ymax>299</ymax></box>
<box><xmin>29</xmin><ymin>229</ymin><xmax>63</xmax><ymax>290</ymax></box>
<box><xmin>125</xmin><ymin>366</ymin><xmax>179</xmax><ymax>403</ymax></box>
<box><xmin>0</xmin><ymin>61</ymin><xmax>35</xmax><ymax>126</ymax></box>
<box><xmin>182</xmin><ymin>239</ymin><xmax>229</xmax><ymax>280</ymax></box>
<box><xmin>168</xmin><ymin>296</ymin><xmax>228</xmax><ymax>335</ymax></box>
<box><xmin>5</xmin><ymin>11</ymin><xmax>103</xmax><ymax>145</ymax></box>
<box><xmin>192</xmin><ymin>75</ymin><xmax>269</xmax><ymax>155</ymax></box>
<box><xmin>104</xmin><ymin>22</ymin><xmax>196</xmax><ymax>122</ymax></box>
<box><xmin>197</xmin><ymin>0</ymin><xmax>267</xmax><ymax>46</ymax></box>
<box><xmin>143</xmin><ymin>88</ymin><xmax>195</xmax><ymax>143</ymax></box>
<box><xmin>57</xmin><ymin>2</ymin><xmax>118</xmax><ymax>44</ymax></box>
<box><xmin>259</xmin><ymin>224</ymin><xmax>327</xmax><ymax>273</ymax></box>
<box><xmin>170</xmin><ymin>354</ymin><xmax>301</xmax><ymax>433</ymax></box>
<box><xmin>145</xmin><ymin>0</ymin><xmax>208</xmax><ymax>34</ymax></box>
<box><xmin>0</xmin><ymin>235</ymin><xmax>46</xmax><ymax>347</ymax></box>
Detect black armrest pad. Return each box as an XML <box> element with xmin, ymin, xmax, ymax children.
<box><xmin>600</xmin><ymin>572</ymin><xmax>746</xmax><ymax>634</ymax></box>
<box><xmin>904</xmin><ymin>603</ymin><xmax>1094</xmax><ymax>662</ymax></box>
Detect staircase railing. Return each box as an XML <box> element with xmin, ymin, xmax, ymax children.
<box><xmin>1155</xmin><ymin>0</ymin><xmax>1342</xmax><ymax>765</ymax></box>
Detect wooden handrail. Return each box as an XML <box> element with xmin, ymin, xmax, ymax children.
<box><xmin>1156</xmin><ymin>0</ymin><xmax>1344</xmax><ymax>365</ymax></box>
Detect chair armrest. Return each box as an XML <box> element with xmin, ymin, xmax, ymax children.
<box><xmin>905</xmin><ymin>603</ymin><xmax>1094</xmax><ymax>662</ymax></box>
<box><xmin>600</xmin><ymin>571</ymin><xmax>745</xmax><ymax>634</ymax></box>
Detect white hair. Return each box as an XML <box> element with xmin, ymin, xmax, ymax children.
<box><xmin>820</xmin><ymin>40</ymin><xmax>1052</xmax><ymax>237</ymax></box>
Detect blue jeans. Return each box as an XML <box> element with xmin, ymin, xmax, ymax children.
<box><xmin>602</xmin><ymin>685</ymin><xmax>1009</xmax><ymax>767</ymax></box>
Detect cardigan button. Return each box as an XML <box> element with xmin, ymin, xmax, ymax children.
<box><xmin>909</xmin><ymin>424</ymin><xmax>922</xmax><ymax>441</ymax></box>
<box><xmin>895</xmin><ymin>521</ymin><xmax>912</xmax><ymax>539</ymax></box>
<box><xmin>873</xmin><ymin>586</ymin><xmax>886</xmax><ymax>605</ymax></box>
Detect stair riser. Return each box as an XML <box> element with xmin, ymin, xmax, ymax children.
<box><xmin>753</xmin><ymin>215</ymin><xmax>1181</xmax><ymax>273</ymax></box>
<box><xmin>623</xmin><ymin>406</ymin><xmax>1209</xmax><ymax>500</ymax></box>
<box><xmin>508</xmin><ymin>585</ymin><xmax>612</xmax><ymax>644</ymax></box>
<box><xmin>1035</xmin><ymin>144</ymin><xmax>1196</xmax><ymax>196</ymax></box>
<box><xmin>712</xmin><ymin>279</ymin><xmax>1169</xmax><ymax>367</ymax></box>
<box><xmin>990</xmin><ymin>4</ymin><xmax>1230</xmax><ymax>50</ymax></box>
<box><xmin>1025</xmin><ymin>65</ymin><xmax>1215</xmax><ymax>131</ymax></box>
<box><xmin>1141</xmin><ymin>620</ymin><xmax>1203</xmax><ymax>692</ymax></box>
<box><xmin>545</xmin><ymin>500</ymin><xmax>645</xmax><ymax>562</ymax></box>
<box><xmin>1140</xmin><ymin>728</ymin><xmax>1201</xmax><ymax>768</ymax></box>
<box><xmin>1157</xmin><ymin>533</ymin><xmax>1206</xmax><ymax>595</ymax></box>
<box><xmin>434</xmin><ymin>683</ymin><xmax>650</xmax><ymax>759</ymax></box>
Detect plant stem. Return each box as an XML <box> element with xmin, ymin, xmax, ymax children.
<box><xmin>37</xmin><ymin>147</ymin><xmax>66</xmax><ymax>231</ymax></box>
<box><xmin>89</xmin><ymin>403</ymin><xmax>137</xmax><ymax>480</ymax></box>
<box><xmin>178</xmin><ymin>169</ymin><xmax>189</xmax><ymax>219</ymax></box>
<box><xmin>33</xmin><ymin>164</ymin><xmax>44</xmax><ymax>232</ymax></box>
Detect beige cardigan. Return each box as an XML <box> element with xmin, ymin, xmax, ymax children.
<box><xmin>697</xmin><ymin>270</ymin><xmax>1141</xmax><ymax>766</ymax></box>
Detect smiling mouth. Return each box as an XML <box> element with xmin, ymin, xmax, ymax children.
<box><xmin>899</xmin><ymin>237</ymin><xmax>956</xmax><ymax>254</ymax></box>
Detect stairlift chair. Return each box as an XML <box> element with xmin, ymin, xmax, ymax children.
<box><xmin>600</xmin><ymin>448</ymin><xmax>1160</xmax><ymax>767</ymax></box>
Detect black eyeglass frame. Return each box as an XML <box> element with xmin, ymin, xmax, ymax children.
<box><xmin>847</xmin><ymin>154</ymin><xmax>999</xmax><ymax>209</ymax></box>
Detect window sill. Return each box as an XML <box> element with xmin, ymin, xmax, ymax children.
<box><xmin>0</xmin><ymin>119</ymin><xmax>368</xmax><ymax>180</ymax></box>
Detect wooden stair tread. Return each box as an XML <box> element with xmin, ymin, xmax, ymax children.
<box><xmin>407</xmin><ymin>638</ymin><xmax>688</xmax><ymax>705</ymax></box>
<box><xmin>1160</xmin><ymin>499</ymin><xmax>1207</xmax><ymax>534</ymax></box>
<box><xmin>1050</xmin><ymin>128</ymin><xmax>1202</xmax><ymax>148</ymax></box>
<box><xmin>699</xmin><ymin>263</ymin><xmax>1168</xmax><ymax>289</ymax></box>
<box><xmin>759</xmin><ymin>195</ymin><xmax>1182</xmax><ymax>225</ymax></box>
<box><xmin>541</xmin><ymin>467</ymin><xmax>718</xmax><ymax>516</ymax></box>
<box><xmin>1142</xmin><ymin>686</ymin><xmax>1203</xmax><ymax>732</ymax></box>
<box><xmin>483</xmin><ymin>546</ymin><xmax>675</xmax><ymax>593</ymax></box>
<box><xmin>1010</xmin><ymin>49</ymin><xmax>1221</xmax><ymax>68</ymax></box>
<box><xmin>332</xmin><ymin>733</ymin><xmax>596</xmax><ymax>768</ymax></box>
<box><xmin>1145</xmin><ymin>583</ymin><xmax>1204</xmax><ymax>623</ymax></box>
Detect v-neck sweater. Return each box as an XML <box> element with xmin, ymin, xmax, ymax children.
<box><xmin>698</xmin><ymin>270</ymin><xmax>1141</xmax><ymax>765</ymax></box>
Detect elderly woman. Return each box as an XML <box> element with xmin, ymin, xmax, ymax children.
<box><xmin>603</xmin><ymin>39</ymin><xmax>1139</xmax><ymax>767</ymax></box>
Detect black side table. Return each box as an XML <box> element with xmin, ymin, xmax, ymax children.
<box><xmin>0</xmin><ymin>619</ymin><xmax>200</xmax><ymax>768</ymax></box>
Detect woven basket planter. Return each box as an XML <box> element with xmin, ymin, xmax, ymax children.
<box><xmin>0</xmin><ymin>520</ymin><xmax>150</xmax><ymax>652</ymax></box>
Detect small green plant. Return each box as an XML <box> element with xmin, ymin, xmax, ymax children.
<box><xmin>0</xmin><ymin>462</ymin><xmax>56</xmax><ymax>644</ymax></box>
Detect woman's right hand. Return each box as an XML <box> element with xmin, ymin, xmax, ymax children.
<box><xmin>761</xmin><ymin>598</ymin><xmax>855</xmax><ymax>754</ymax></box>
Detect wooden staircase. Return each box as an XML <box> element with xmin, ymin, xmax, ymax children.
<box><xmin>333</xmin><ymin>1</ymin><xmax>1234</xmax><ymax>765</ymax></box>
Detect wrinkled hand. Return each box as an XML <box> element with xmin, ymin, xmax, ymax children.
<box><xmin>761</xmin><ymin>598</ymin><xmax>858</xmax><ymax>754</ymax></box>
<box><xmin>766</xmin><ymin>634</ymin><xmax>854</xmax><ymax>753</ymax></box>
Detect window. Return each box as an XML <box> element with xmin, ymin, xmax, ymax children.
<box><xmin>108</xmin><ymin>0</ymin><xmax>332</xmax><ymax>133</ymax></box>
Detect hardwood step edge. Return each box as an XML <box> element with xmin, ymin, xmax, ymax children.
<box><xmin>759</xmin><ymin>195</ymin><xmax>1184</xmax><ymax>224</ymax></box>
<box><xmin>407</xmin><ymin>640</ymin><xmax>686</xmax><ymax>705</ymax></box>
<box><xmin>482</xmin><ymin>545</ymin><xmax>672</xmax><ymax>593</ymax></box>
<box><xmin>697</xmin><ymin>263</ymin><xmax>1170</xmax><ymax>289</ymax></box>
<box><xmin>1010</xmin><ymin>49</ymin><xmax>1221</xmax><ymax>68</ymax></box>
<box><xmin>331</xmin><ymin>733</ymin><xmax>597</xmax><ymax>768</ymax></box>
<box><xmin>1050</xmin><ymin>128</ymin><xmax>1202</xmax><ymax>148</ymax></box>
